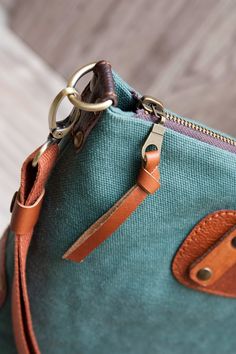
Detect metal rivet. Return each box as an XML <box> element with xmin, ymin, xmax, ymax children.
<box><xmin>74</xmin><ymin>131</ymin><xmax>84</xmax><ymax>150</ymax></box>
<box><xmin>196</xmin><ymin>267</ymin><xmax>212</xmax><ymax>281</ymax></box>
<box><xmin>231</xmin><ymin>237</ymin><xmax>236</xmax><ymax>248</ymax></box>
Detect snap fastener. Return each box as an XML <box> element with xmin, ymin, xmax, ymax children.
<box><xmin>74</xmin><ymin>131</ymin><xmax>84</xmax><ymax>150</ymax></box>
<box><xmin>196</xmin><ymin>267</ymin><xmax>212</xmax><ymax>281</ymax></box>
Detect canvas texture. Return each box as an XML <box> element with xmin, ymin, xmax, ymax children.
<box><xmin>1</xmin><ymin>73</ymin><xmax>236</xmax><ymax>354</ymax></box>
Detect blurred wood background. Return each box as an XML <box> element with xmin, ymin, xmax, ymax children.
<box><xmin>0</xmin><ymin>2</ymin><xmax>67</xmax><ymax>231</ymax></box>
<box><xmin>0</xmin><ymin>0</ymin><xmax>236</xmax><ymax>231</ymax></box>
<box><xmin>8</xmin><ymin>0</ymin><xmax>236</xmax><ymax>133</ymax></box>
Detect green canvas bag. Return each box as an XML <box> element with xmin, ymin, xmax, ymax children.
<box><xmin>1</xmin><ymin>60</ymin><xmax>236</xmax><ymax>354</ymax></box>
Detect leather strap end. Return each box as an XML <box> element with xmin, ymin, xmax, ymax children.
<box><xmin>10</xmin><ymin>189</ymin><xmax>45</xmax><ymax>235</ymax></box>
<box><xmin>63</xmin><ymin>151</ymin><xmax>161</xmax><ymax>263</ymax></box>
<box><xmin>189</xmin><ymin>225</ymin><xmax>236</xmax><ymax>287</ymax></box>
<box><xmin>63</xmin><ymin>240</ymin><xmax>92</xmax><ymax>263</ymax></box>
<box><xmin>137</xmin><ymin>168</ymin><xmax>160</xmax><ymax>194</ymax></box>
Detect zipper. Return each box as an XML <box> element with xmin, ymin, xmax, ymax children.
<box><xmin>138</xmin><ymin>96</ymin><xmax>236</xmax><ymax>151</ymax></box>
<box><xmin>166</xmin><ymin>111</ymin><xmax>236</xmax><ymax>147</ymax></box>
<box><xmin>140</xmin><ymin>96</ymin><xmax>166</xmax><ymax>159</ymax></box>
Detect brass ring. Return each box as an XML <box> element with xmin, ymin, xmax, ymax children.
<box><xmin>67</xmin><ymin>62</ymin><xmax>113</xmax><ymax>112</ymax></box>
<box><xmin>48</xmin><ymin>87</ymin><xmax>78</xmax><ymax>139</ymax></box>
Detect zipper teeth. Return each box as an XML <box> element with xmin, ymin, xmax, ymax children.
<box><xmin>166</xmin><ymin>112</ymin><xmax>236</xmax><ymax>147</ymax></box>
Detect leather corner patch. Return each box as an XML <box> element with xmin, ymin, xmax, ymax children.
<box><xmin>172</xmin><ymin>210</ymin><xmax>236</xmax><ymax>298</ymax></box>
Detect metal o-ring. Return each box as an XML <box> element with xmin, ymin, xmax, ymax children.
<box><xmin>67</xmin><ymin>62</ymin><xmax>113</xmax><ymax>112</ymax></box>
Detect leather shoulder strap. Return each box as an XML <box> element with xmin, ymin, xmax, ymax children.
<box><xmin>11</xmin><ymin>145</ymin><xmax>58</xmax><ymax>354</ymax></box>
<box><xmin>9</xmin><ymin>144</ymin><xmax>161</xmax><ymax>352</ymax></box>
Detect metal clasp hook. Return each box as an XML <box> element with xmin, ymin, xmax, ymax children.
<box><xmin>32</xmin><ymin>61</ymin><xmax>114</xmax><ymax>167</ymax></box>
<box><xmin>32</xmin><ymin>134</ymin><xmax>57</xmax><ymax>167</ymax></box>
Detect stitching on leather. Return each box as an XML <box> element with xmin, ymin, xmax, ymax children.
<box><xmin>176</xmin><ymin>211</ymin><xmax>236</xmax><ymax>259</ymax></box>
<box><xmin>19</xmin><ymin>237</ymin><xmax>40</xmax><ymax>354</ymax></box>
<box><xmin>190</xmin><ymin>226</ymin><xmax>236</xmax><ymax>272</ymax></box>
<box><xmin>173</xmin><ymin>210</ymin><xmax>236</xmax><ymax>276</ymax></box>
<box><xmin>13</xmin><ymin>237</ymin><xmax>28</xmax><ymax>353</ymax></box>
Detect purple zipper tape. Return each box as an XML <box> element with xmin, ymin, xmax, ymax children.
<box><xmin>136</xmin><ymin>109</ymin><xmax>236</xmax><ymax>155</ymax></box>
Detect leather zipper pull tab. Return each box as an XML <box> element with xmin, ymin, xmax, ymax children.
<box><xmin>63</xmin><ymin>149</ymin><xmax>161</xmax><ymax>263</ymax></box>
<box><xmin>63</xmin><ymin>95</ymin><xmax>166</xmax><ymax>263</ymax></box>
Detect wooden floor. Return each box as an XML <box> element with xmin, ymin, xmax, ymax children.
<box><xmin>1</xmin><ymin>0</ymin><xmax>236</xmax><ymax>231</ymax></box>
<box><xmin>0</xmin><ymin>9</ymin><xmax>66</xmax><ymax>232</ymax></box>
<box><xmin>9</xmin><ymin>0</ymin><xmax>236</xmax><ymax>134</ymax></box>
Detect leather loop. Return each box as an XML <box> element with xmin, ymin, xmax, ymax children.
<box><xmin>93</xmin><ymin>60</ymin><xmax>118</xmax><ymax>106</ymax></box>
<box><xmin>73</xmin><ymin>60</ymin><xmax>118</xmax><ymax>147</ymax></box>
<box><xmin>10</xmin><ymin>190</ymin><xmax>45</xmax><ymax>235</ymax></box>
<box><xmin>63</xmin><ymin>150</ymin><xmax>161</xmax><ymax>263</ymax></box>
<box><xmin>11</xmin><ymin>144</ymin><xmax>58</xmax><ymax>354</ymax></box>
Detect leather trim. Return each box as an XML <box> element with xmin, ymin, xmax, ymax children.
<box><xmin>72</xmin><ymin>60</ymin><xmax>117</xmax><ymax>152</ymax></box>
<box><xmin>63</xmin><ymin>150</ymin><xmax>161</xmax><ymax>263</ymax></box>
<box><xmin>0</xmin><ymin>227</ymin><xmax>8</xmax><ymax>308</ymax></box>
<box><xmin>12</xmin><ymin>144</ymin><xmax>58</xmax><ymax>354</ymax></box>
<box><xmin>172</xmin><ymin>210</ymin><xmax>236</xmax><ymax>298</ymax></box>
<box><xmin>10</xmin><ymin>190</ymin><xmax>45</xmax><ymax>235</ymax></box>
<box><xmin>190</xmin><ymin>225</ymin><xmax>236</xmax><ymax>287</ymax></box>
<box><xmin>93</xmin><ymin>60</ymin><xmax>118</xmax><ymax>106</ymax></box>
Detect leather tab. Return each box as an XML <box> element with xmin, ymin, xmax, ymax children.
<box><xmin>172</xmin><ymin>210</ymin><xmax>236</xmax><ymax>298</ymax></box>
<box><xmin>10</xmin><ymin>189</ymin><xmax>45</xmax><ymax>235</ymax></box>
<box><xmin>190</xmin><ymin>226</ymin><xmax>236</xmax><ymax>287</ymax></box>
<box><xmin>93</xmin><ymin>60</ymin><xmax>118</xmax><ymax>106</ymax></box>
<box><xmin>72</xmin><ymin>60</ymin><xmax>117</xmax><ymax>147</ymax></box>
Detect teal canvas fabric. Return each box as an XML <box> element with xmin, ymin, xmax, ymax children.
<box><xmin>1</xmin><ymin>73</ymin><xmax>236</xmax><ymax>354</ymax></box>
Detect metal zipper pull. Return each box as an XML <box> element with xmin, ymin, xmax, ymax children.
<box><xmin>139</xmin><ymin>96</ymin><xmax>166</xmax><ymax>159</ymax></box>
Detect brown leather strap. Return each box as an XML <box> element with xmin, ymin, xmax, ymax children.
<box><xmin>92</xmin><ymin>60</ymin><xmax>118</xmax><ymax>105</ymax></box>
<box><xmin>11</xmin><ymin>145</ymin><xmax>58</xmax><ymax>354</ymax></box>
<box><xmin>11</xmin><ymin>190</ymin><xmax>45</xmax><ymax>235</ymax></box>
<box><xmin>63</xmin><ymin>150</ymin><xmax>161</xmax><ymax>263</ymax></box>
